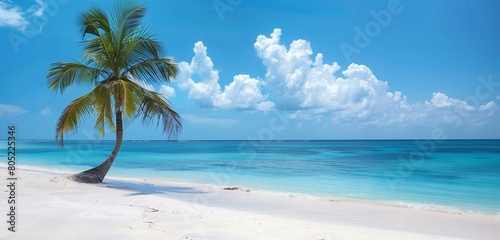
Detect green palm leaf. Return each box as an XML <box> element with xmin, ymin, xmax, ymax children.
<box><xmin>55</xmin><ymin>90</ymin><xmax>96</xmax><ymax>143</ymax></box>
<box><xmin>139</xmin><ymin>90</ymin><xmax>182</xmax><ymax>139</ymax></box>
<box><xmin>93</xmin><ymin>84</ymin><xmax>115</xmax><ymax>135</ymax></box>
<box><xmin>126</xmin><ymin>58</ymin><xmax>178</xmax><ymax>85</ymax></box>
<box><xmin>47</xmin><ymin>61</ymin><xmax>106</xmax><ymax>93</ymax></box>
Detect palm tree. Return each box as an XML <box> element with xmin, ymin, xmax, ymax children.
<box><xmin>47</xmin><ymin>2</ymin><xmax>182</xmax><ymax>183</ymax></box>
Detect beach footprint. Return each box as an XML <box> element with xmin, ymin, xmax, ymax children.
<box><xmin>179</xmin><ymin>233</ymin><xmax>203</xmax><ymax>240</ymax></box>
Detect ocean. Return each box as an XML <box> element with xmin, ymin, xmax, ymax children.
<box><xmin>4</xmin><ymin>139</ymin><xmax>500</xmax><ymax>215</ymax></box>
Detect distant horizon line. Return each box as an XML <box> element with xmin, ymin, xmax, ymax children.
<box><xmin>8</xmin><ymin>138</ymin><xmax>500</xmax><ymax>142</ymax></box>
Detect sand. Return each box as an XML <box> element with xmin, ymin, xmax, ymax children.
<box><xmin>1</xmin><ymin>166</ymin><xmax>499</xmax><ymax>239</ymax></box>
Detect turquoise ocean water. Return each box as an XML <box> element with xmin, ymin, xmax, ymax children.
<box><xmin>3</xmin><ymin>139</ymin><xmax>500</xmax><ymax>215</ymax></box>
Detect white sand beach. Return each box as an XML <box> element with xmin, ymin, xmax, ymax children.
<box><xmin>2</xmin><ymin>166</ymin><xmax>499</xmax><ymax>240</ymax></box>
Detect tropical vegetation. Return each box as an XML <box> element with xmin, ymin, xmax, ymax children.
<box><xmin>47</xmin><ymin>2</ymin><xmax>182</xmax><ymax>183</ymax></box>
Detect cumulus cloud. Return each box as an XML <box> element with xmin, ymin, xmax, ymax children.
<box><xmin>177</xmin><ymin>41</ymin><xmax>274</xmax><ymax>111</ymax></box>
<box><xmin>430</xmin><ymin>92</ymin><xmax>453</xmax><ymax>108</ymax></box>
<box><xmin>479</xmin><ymin>101</ymin><xmax>496</xmax><ymax>111</ymax></box>
<box><xmin>428</xmin><ymin>92</ymin><xmax>475</xmax><ymax>111</ymax></box>
<box><xmin>0</xmin><ymin>0</ymin><xmax>46</xmax><ymax>31</ymax></box>
<box><xmin>0</xmin><ymin>104</ymin><xmax>27</xmax><ymax>118</ymax></box>
<box><xmin>253</xmin><ymin>29</ymin><xmax>414</xmax><ymax>124</ymax></box>
<box><xmin>176</xmin><ymin>28</ymin><xmax>498</xmax><ymax>127</ymax></box>
<box><xmin>159</xmin><ymin>85</ymin><xmax>176</xmax><ymax>98</ymax></box>
<box><xmin>40</xmin><ymin>107</ymin><xmax>51</xmax><ymax>116</ymax></box>
<box><xmin>253</xmin><ymin>28</ymin><xmax>496</xmax><ymax>125</ymax></box>
<box><xmin>0</xmin><ymin>1</ymin><xmax>27</xmax><ymax>30</ymax></box>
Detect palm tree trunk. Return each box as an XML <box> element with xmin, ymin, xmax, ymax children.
<box><xmin>71</xmin><ymin>110</ymin><xmax>123</xmax><ymax>183</ymax></box>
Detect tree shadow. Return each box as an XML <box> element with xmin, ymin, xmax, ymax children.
<box><xmin>99</xmin><ymin>179</ymin><xmax>207</xmax><ymax>196</ymax></box>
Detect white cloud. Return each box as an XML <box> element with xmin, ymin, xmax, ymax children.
<box><xmin>430</xmin><ymin>92</ymin><xmax>453</xmax><ymax>108</ymax></box>
<box><xmin>176</xmin><ymin>28</ymin><xmax>498</xmax><ymax>127</ymax></box>
<box><xmin>479</xmin><ymin>101</ymin><xmax>497</xmax><ymax>111</ymax></box>
<box><xmin>428</xmin><ymin>92</ymin><xmax>474</xmax><ymax>111</ymax></box>
<box><xmin>252</xmin><ymin>28</ymin><xmax>497</xmax><ymax>125</ymax></box>
<box><xmin>253</xmin><ymin>29</ymin><xmax>417</xmax><ymax>124</ymax></box>
<box><xmin>0</xmin><ymin>1</ymin><xmax>27</xmax><ymax>30</ymax></box>
<box><xmin>0</xmin><ymin>104</ymin><xmax>28</xmax><ymax>118</ymax></box>
<box><xmin>217</xmin><ymin>74</ymin><xmax>274</xmax><ymax>111</ymax></box>
<box><xmin>182</xmin><ymin>114</ymin><xmax>239</xmax><ymax>127</ymax></box>
<box><xmin>0</xmin><ymin>0</ymin><xmax>46</xmax><ymax>31</ymax></box>
<box><xmin>40</xmin><ymin>107</ymin><xmax>51</xmax><ymax>116</ymax></box>
<box><xmin>177</xmin><ymin>41</ymin><xmax>274</xmax><ymax>111</ymax></box>
<box><xmin>159</xmin><ymin>85</ymin><xmax>176</xmax><ymax>98</ymax></box>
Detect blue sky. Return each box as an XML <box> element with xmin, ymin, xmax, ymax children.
<box><xmin>1</xmin><ymin>0</ymin><xmax>500</xmax><ymax>140</ymax></box>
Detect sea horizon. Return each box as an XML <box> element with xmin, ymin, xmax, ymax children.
<box><xmin>15</xmin><ymin>138</ymin><xmax>500</xmax><ymax>144</ymax></box>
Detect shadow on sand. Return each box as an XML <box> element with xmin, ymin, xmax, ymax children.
<box><xmin>99</xmin><ymin>179</ymin><xmax>207</xmax><ymax>196</ymax></box>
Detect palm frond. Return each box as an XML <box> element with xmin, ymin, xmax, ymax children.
<box><xmin>81</xmin><ymin>38</ymin><xmax>114</xmax><ymax>71</ymax></box>
<box><xmin>110</xmin><ymin>79</ymin><xmax>141</xmax><ymax>117</ymax></box>
<box><xmin>115</xmin><ymin>2</ymin><xmax>146</xmax><ymax>38</ymax></box>
<box><xmin>118</xmin><ymin>27</ymin><xmax>162</xmax><ymax>68</ymax></box>
<box><xmin>80</xmin><ymin>6</ymin><xmax>118</xmax><ymax>72</ymax></box>
<box><xmin>55</xmin><ymin>91</ymin><xmax>96</xmax><ymax>144</ymax></box>
<box><xmin>125</xmin><ymin>58</ymin><xmax>178</xmax><ymax>85</ymax></box>
<box><xmin>79</xmin><ymin>7</ymin><xmax>111</xmax><ymax>38</ymax></box>
<box><xmin>93</xmin><ymin>84</ymin><xmax>115</xmax><ymax>135</ymax></box>
<box><xmin>110</xmin><ymin>2</ymin><xmax>147</xmax><ymax>75</ymax></box>
<box><xmin>138</xmin><ymin>90</ymin><xmax>182</xmax><ymax>139</ymax></box>
<box><xmin>129</xmin><ymin>28</ymin><xmax>162</xmax><ymax>59</ymax></box>
<box><xmin>47</xmin><ymin>61</ymin><xmax>105</xmax><ymax>93</ymax></box>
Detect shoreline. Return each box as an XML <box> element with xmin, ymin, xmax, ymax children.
<box><xmin>1</xmin><ymin>165</ymin><xmax>499</xmax><ymax>239</ymax></box>
<box><xmin>17</xmin><ymin>164</ymin><xmax>500</xmax><ymax>218</ymax></box>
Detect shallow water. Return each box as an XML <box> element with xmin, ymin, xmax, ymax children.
<box><xmin>5</xmin><ymin>139</ymin><xmax>500</xmax><ymax>215</ymax></box>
